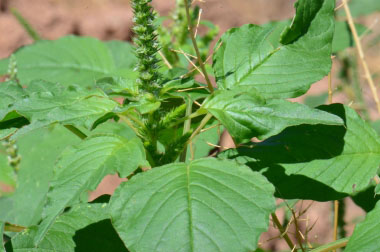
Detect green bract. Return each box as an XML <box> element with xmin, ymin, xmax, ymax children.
<box><xmin>1</xmin><ymin>0</ymin><xmax>380</xmax><ymax>251</ymax></box>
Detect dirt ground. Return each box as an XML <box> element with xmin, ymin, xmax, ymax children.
<box><xmin>1</xmin><ymin>0</ymin><xmax>379</xmax><ymax>250</ymax></box>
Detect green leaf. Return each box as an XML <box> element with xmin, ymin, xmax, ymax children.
<box><xmin>0</xmin><ymin>142</ymin><xmax>16</xmax><ymax>196</ymax></box>
<box><xmin>33</xmin><ymin>134</ymin><xmax>146</xmax><ymax>245</ymax></box>
<box><xmin>303</xmin><ymin>92</ymin><xmax>328</xmax><ymax>107</ymax></box>
<box><xmin>337</xmin><ymin>0</ymin><xmax>380</xmax><ymax>17</ymax></box>
<box><xmin>351</xmin><ymin>185</ymin><xmax>380</xmax><ymax>212</ymax></box>
<box><xmin>1</xmin><ymin>36</ymin><xmax>116</xmax><ymax>87</ymax></box>
<box><xmin>0</xmin><ymin>81</ymin><xmax>25</xmax><ymax>121</ymax></box>
<box><xmin>10</xmin><ymin>202</ymin><xmax>115</xmax><ymax>252</ymax></box>
<box><xmin>202</xmin><ymin>89</ymin><xmax>343</xmax><ymax>143</ymax></box>
<box><xmin>333</xmin><ymin>21</ymin><xmax>368</xmax><ymax>53</ymax></box>
<box><xmin>0</xmin><ymin>221</ymin><xmax>4</xmax><ymax>252</ymax></box>
<box><xmin>2</xmin><ymin>82</ymin><xmax>119</xmax><ymax>138</ymax></box>
<box><xmin>376</xmin><ymin>184</ymin><xmax>380</xmax><ymax>195</ymax></box>
<box><xmin>219</xmin><ymin>104</ymin><xmax>380</xmax><ymax>199</ymax></box>
<box><xmin>345</xmin><ymin>201</ymin><xmax>380</xmax><ymax>252</ymax></box>
<box><xmin>0</xmin><ymin>126</ymin><xmax>80</xmax><ymax>226</ymax></box>
<box><xmin>110</xmin><ymin>158</ymin><xmax>275</xmax><ymax>252</ymax></box>
<box><xmin>106</xmin><ymin>40</ymin><xmax>137</xmax><ymax>70</ymax></box>
<box><xmin>96</xmin><ymin>76</ymin><xmax>139</xmax><ymax>97</ymax></box>
<box><xmin>0</xmin><ymin>58</ymin><xmax>8</xmax><ymax>75</ymax></box>
<box><xmin>213</xmin><ymin>0</ymin><xmax>335</xmax><ymax>99</ymax></box>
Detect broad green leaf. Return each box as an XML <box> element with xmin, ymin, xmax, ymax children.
<box><xmin>10</xmin><ymin>202</ymin><xmax>118</xmax><ymax>252</ymax></box>
<box><xmin>34</xmin><ymin>134</ymin><xmax>146</xmax><ymax>245</ymax></box>
<box><xmin>0</xmin><ymin>126</ymin><xmax>80</xmax><ymax>226</ymax></box>
<box><xmin>0</xmin><ymin>221</ymin><xmax>4</xmax><ymax>252</ymax></box>
<box><xmin>0</xmin><ymin>142</ymin><xmax>16</xmax><ymax>196</ymax></box>
<box><xmin>333</xmin><ymin>21</ymin><xmax>368</xmax><ymax>53</ymax></box>
<box><xmin>202</xmin><ymin>89</ymin><xmax>343</xmax><ymax>143</ymax></box>
<box><xmin>110</xmin><ymin>158</ymin><xmax>275</xmax><ymax>252</ymax></box>
<box><xmin>106</xmin><ymin>40</ymin><xmax>137</xmax><ymax>70</ymax></box>
<box><xmin>0</xmin><ymin>36</ymin><xmax>115</xmax><ymax>87</ymax></box>
<box><xmin>351</xmin><ymin>185</ymin><xmax>380</xmax><ymax>212</ymax></box>
<box><xmin>376</xmin><ymin>184</ymin><xmax>380</xmax><ymax>195</ymax></box>
<box><xmin>213</xmin><ymin>0</ymin><xmax>335</xmax><ymax>99</ymax></box>
<box><xmin>219</xmin><ymin>104</ymin><xmax>380</xmax><ymax>199</ymax></box>
<box><xmin>338</xmin><ymin>0</ymin><xmax>380</xmax><ymax>17</ymax></box>
<box><xmin>96</xmin><ymin>76</ymin><xmax>139</xmax><ymax>97</ymax></box>
<box><xmin>2</xmin><ymin>82</ymin><xmax>119</xmax><ymax>139</ymax></box>
<box><xmin>303</xmin><ymin>92</ymin><xmax>328</xmax><ymax>107</ymax></box>
<box><xmin>0</xmin><ymin>58</ymin><xmax>8</xmax><ymax>74</ymax></box>
<box><xmin>345</xmin><ymin>201</ymin><xmax>380</xmax><ymax>252</ymax></box>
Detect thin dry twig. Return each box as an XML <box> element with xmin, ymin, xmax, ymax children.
<box><xmin>333</xmin><ymin>200</ymin><xmax>339</xmax><ymax>252</ymax></box>
<box><xmin>184</xmin><ymin>0</ymin><xmax>214</xmax><ymax>92</ymax></box>
<box><xmin>343</xmin><ymin>0</ymin><xmax>380</xmax><ymax>114</ymax></box>
<box><xmin>271</xmin><ymin>213</ymin><xmax>296</xmax><ymax>250</ymax></box>
<box><xmin>180</xmin><ymin>48</ymin><xmax>205</xmax><ymax>77</ymax></box>
<box><xmin>171</xmin><ymin>49</ymin><xmax>198</xmax><ymax>59</ymax></box>
<box><xmin>194</xmin><ymin>9</ymin><xmax>203</xmax><ymax>39</ymax></box>
<box><xmin>158</xmin><ymin>50</ymin><xmax>173</xmax><ymax>69</ymax></box>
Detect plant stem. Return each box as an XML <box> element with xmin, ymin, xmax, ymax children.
<box><xmin>271</xmin><ymin>213</ymin><xmax>296</xmax><ymax>250</ymax></box>
<box><xmin>343</xmin><ymin>0</ymin><xmax>380</xmax><ymax>115</ymax></box>
<box><xmin>169</xmin><ymin>109</ymin><xmax>205</xmax><ymax>128</ymax></box>
<box><xmin>333</xmin><ymin>200</ymin><xmax>339</xmax><ymax>252</ymax></box>
<box><xmin>11</xmin><ymin>8</ymin><xmax>41</xmax><ymax>41</ymax></box>
<box><xmin>183</xmin><ymin>0</ymin><xmax>214</xmax><ymax>93</ymax></box>
<box><xmin>310</xmin><ymin>237</ymin><xmax>349</xmax><ymax>252</ymax></box>
<box><xmin>180</xmin><ymin>98</ymin><xmax>193</xmax><ymax>162</ymax></box>
<box><xmin>64</xmin><ymin>125</ymin><xmax>87</xmax><ymax>140</ymax></box>
<box><xmin>188</xmin><ymin>113</ymin><xmax>213</xmax><ymax>144</ymax></box>
<box><xmin>328</xmin><ymin>72</ymin><xmax>333</xmax><ymax>104</ymax></box>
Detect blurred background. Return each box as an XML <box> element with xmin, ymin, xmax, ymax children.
<box><xmin>1</xmin><ymin>0</ymin><xmax>380</xmax><ymax>251</ymax></box>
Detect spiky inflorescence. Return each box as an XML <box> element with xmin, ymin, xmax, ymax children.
<box><xmin>132</xmin><ymin>0</ymin><xmax>161</xmax><ymax>95</ymax></box>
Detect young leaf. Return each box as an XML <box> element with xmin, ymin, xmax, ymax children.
<box><xmin>9</xmin><ymin>202</ymin><xmax>115</xmax><ymax>252</ymax></box>
<box><xmin>213</xmin><ymin>0</ymin><xmax>335</xmax><ymax>99</ymax></box>
<box><xmin>0</xmin><ymin>126</ymin><xmax>80</xmax><ymax>226</ymax></box>
<box><xmin>2</xmin><ymin>82</ymin><xmax>120</xmax><ymax>138</ymax></box>
<box><xmin>33</xmin><ymin>134</ymin><xmax>146</xmax><ymax>245</ymax></box>
<box><xmin>110</xmin><ymin>158</ymin><xmax>275</xmax><ymax>252</ymax></box>
<box><xmin>220</xmin><ymin>104</ymin><xmax>380</xmax><ymax>199</ymax></box>
<box><xmin>0</xmin><ymin>36</ymin><xmax>119</xmax><ymax>87</ymax></box>
<box><xmin>202</xmin><ymin>89</ymin><xmax>343</xmax><ymax>143</ymax></box>
<box><xmin>345</xmin><ymin>201</ymin><xmax>380</xmax><ymax>252</ymax></box>
<box><xmin>0</xmin><ymin>81</ymin><xmax>25</xmax><ymax>120</ymax></box>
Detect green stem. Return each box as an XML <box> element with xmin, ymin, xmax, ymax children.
<box><xmin>11</xmin><ymin>8</ymin><xmax>41</xmax><ymax>41</ymax></box>
<box><xmin>180</xmin><ymin>98</ymin><xmax>193</xmax><ymax>162</ymax></box>
<box><xmin>271</xmin><ymin>213</ymin><xmax>296</xmax><ymax>250</ymax></box>
<box><xmin>183</xmin><ymin>0</ymin><xmax>214</xmax><ymax>93</ymax></box>
<box><xmin>170</xmin><ymin>109</ymin><xmax>205</xmax><ymax>128</ymax></box>
<box><xmin>64</xmin><ymin>125</ymin><xmax>87</xmax><ymax>140</ymax></box>
<box><xmin>188</xmin><ymin>113</ymin><xmax>213</xmax><ymax>144</ymax></box>
<box><xmin>310</xmin><ymin>237</ymin><xmax>349</xmax><ymax>252</ymax></box>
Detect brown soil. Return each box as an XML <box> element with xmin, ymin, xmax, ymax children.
<box><xmin>1</xmin><ymin>0</ymin><xmax>378</xmax><ymax>251</ymax></box>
